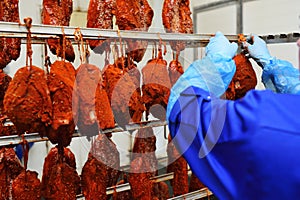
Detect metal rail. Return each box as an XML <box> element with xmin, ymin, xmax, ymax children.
<box><xmin>0</xmin><ymin>120</ymin><xmax>167</xmax><ymax>147</ymax></box>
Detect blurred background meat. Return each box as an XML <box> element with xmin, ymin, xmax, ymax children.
<box><xmin>3</xmin><ymin>66</ymin><xmax>52</xmax><ymax>136</ymax></box>
<box><xmin>42</xmin><ymin>0</ymin><xmax>75</xmax><ymax>62</ymax></box>
<box><xmin>115</xmin><ymin>0</ymin><xmax>153</xmax><ymax>62</ymax></box>
<box><xmin>168</xmin><ymin>59</ymin><xmax>184</xmax><ymax>86</ymax></box>
<box><xmin>87</xmin><ymin>0</ymin><xmax>115</xmax><ymax>54</ymax></box>
<box><xmin>0</xmin><ymin>0</ymin><xmax>21</xmax><ymax>69</ymax></box>
<box><xmin>162</xmin><ymin>0</ymin><xmax>193</xmax><ymax>52</ymax></box>
<box><xmin>47</xmin><ymin>60</ymin><xmax>76</xmax><ymax>147</ymax></box>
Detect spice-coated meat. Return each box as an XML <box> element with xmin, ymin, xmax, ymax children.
<box><xmin>12</xmin><ymin>170</ymin><xmax>41</xmax><ymax>200</ymax></box>
<box><xmin>162</xmin><ymin>0</ymin><xmax>193</xmax><ymax>52</ymax></box>
<box><xmin>129</xmin><ymin>127</ymin><xmax>159</xmax><ymax>200</ymax></box>
<box><xmin>81</xmin><ymin>153</ymin><xmax>107</xmax><ymax>200</ymax></box>
<box><xmin>103</xmin><ymin>57</ymin><xmax>144</xmax><ymax>128</ymax></box>
<box><xmin>114</xmin><ymin>173</ymin><xmax>133</xmax><ymax>200</ymax></box>
<box><xmin>142</xmin><ymin>52</ymin><xmax>171</xmax><ymax>120</ymax></box>
<box><xmin>47</xmin><ymin>60</ymin><xmax>76</xmax><ymax>147</ymax></box>
<box><xmin>73</xmin><ymin>64</ymin><xmax>115</xmax><ymax>138</ymax></box>
<box><xmin>167</xmin><ymin>135</ymin><xmax>188</xmax><ymax>197</ymax></box>
<box><xmin>0</xmin><ymin>0</ymin><xmax>21</xmax><ymax>69</ymax></box>
<box><xmin>0</xmin><ymin>147</ymin><xmax>23</xmax><ymax>200</ymax></box>
<box><xmin>189</xmin><ymin>173</ymin><xmax>206</xmax><ymax>193</ymax></box>
<box><xmin>115</xmin><ymin>0</ymin><xmax>153</xmax><ymax>62</ymax></box>
<box><xmin>82</xmin><ymin>134</ymin><xmax>120</xmax><ymax>200</ymax></box>
<box><xmin>226</xmin><ymin>53</ymin><xmax>257</xmax><ymax>100</ymax></box>
<box><xmin>42</xmin><ymin>0</ymin><xmax>75</xmax><ymax>62</ymax></box>
<box><xmin>41</xmin><ymin>146</ymin><xmax>80</xmax><ymax>200</ymax></box>
<box><xmin>87</xmin><ymin>0</ymin><xmax>115</xmax><ymax>54</ymax></box>
<box><xmin>168</xmin><ymin>59</ymin><xmax>184</xmax><ymax>86</ymax></box>
<box><xmin>152</xmin><ymin>182</ymin><xmax>170</xmax><ymax>200</ymax></box>
<box><xmin>3</xmin><ymin>66</ymin><xmax>52</xmax><ymax>136</ymax></box>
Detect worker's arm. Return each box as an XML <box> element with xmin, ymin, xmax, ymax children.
<box><xmin>166</xmin><ymin>32</ymin><xmax>238</xmax><ymax>119</ymax></box>
<box><xmin>244</xmin><ymin>34</ymin><xmax>300</xmax><ymax>94</ymax></box>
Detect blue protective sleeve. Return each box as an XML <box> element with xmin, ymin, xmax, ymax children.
<box><xmin>166</xmin><ymin>56</ymin><xmax>236</xmax><ymax>121</ymax></box>
<box><xmin>262</xmin><ymin>58</ymin><xmax>300</xmax><ymax>94</ymax></box>
<box><xmin>168</xmin><ymin>86</ymin><xmax>300</xmax><ymax>200</ymax></box>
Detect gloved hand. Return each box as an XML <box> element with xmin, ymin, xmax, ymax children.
<box><xmin>243</xmin><ymin>34</ymin><xmax>273</xmax><ymax>67</ymax></box>
<box><xmin>206</xmin><ymin>31</ymin><xmax>238</xmax><ymax>60</ymax></box>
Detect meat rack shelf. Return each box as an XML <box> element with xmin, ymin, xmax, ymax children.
<box><xmin>0</xmin><ymin>120</ymin><xmax>167</xmax><ymax>147</ymax></box>
<box><xmin>0</xmin><ymin>22</ymin><xmax>299</xmax><ymax>47</ymax></box>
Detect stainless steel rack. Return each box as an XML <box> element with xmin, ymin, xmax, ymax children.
<box><xmin>0</xmin><ymin>22</ymin><xmax>299</xmax><ymax>47</ymax></box>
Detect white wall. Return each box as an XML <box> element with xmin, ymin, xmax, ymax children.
<box><xmin>3</xmin><ymin>0</ymin><xmax>300</xmax><ymax>179</ymax></box>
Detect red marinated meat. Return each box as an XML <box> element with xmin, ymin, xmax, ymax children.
<box><xmin>189</xmin><ymin>173</ymin><xmax>206</xmax><ymax>192</ymax></box>
<box><xmin>115</xmin><ymin>0</ymin><xmax>153</xmax><ymax>62</ymax></box>
<box><xmin>103</xmin><ymin>56</ymin><xmax>144</xmax><ymax>128</ymax></box>
<box><xmin>47</xmin><ymin>60</ymin><xmax>76</xmax><ymax>146</ymax></box>
<box><xmin>12</xmin><ymin>170</ymin><xmax>41</xmax><ymax>200</ymax></box>
<box><xmin>168</xmin><ymin>59</ymin><xmax>184</xmax><ymax>86</ymax></box>
<box><xmin>226</xmin><ymin>53</ymin><xmax>257</xmax><ymax>100</ymax></box>
<box><xmin>142</xmin><ymin>50</ymin><xmax>171</xmax><ymax>120</ymax></box>
<box><xmin>87</xmin><ymin>0</ymin><xmax>115</xmax><ymax>54</ymax></box>
<box><xmin>3</xmin><ymin>66</ymin><xmax>52</xmax><ymax>136</ymax></box>
<box><xmin>73</xmin><ymin>64</ymin><xmax>115</xmax><ymax>138</ymax></box>
<box><xmin>41</xmin><ymin>146</ymin><xmax>80</xmax><ymax>200</ymax></box>
<box><xmin>0</xmin><ymin>147</ymin><xmax>23</xmax><ymax>200</ymax></box>
<box><xmin>42</xmin><ymin>0</ymin><xmax>75</xmax><ymax>62</ymax></box>
<box><xmin>0</xmin><ymin>0</ymin><xmax>21</xmax><ymax>69</ymax></box>
<box><xmin>162</xmin><ymin>0</ymin><xmax>193</xmax><ymax>52</ymax></box>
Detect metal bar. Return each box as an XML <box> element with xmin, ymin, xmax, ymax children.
<box><xmin>167</xmin><ymin>188</ymin><xmax>213</xmax><ymax>200</ymax></box>
<box><xmin>125</xmin><ymin>120</ymin><xmax>167</xmax><ymax>131</ymax></box>
<box><xmin>193</xmin><ymin>0</ymin><xmax>256</xmax><ymax>13</ymax></box>
<box><xmin>236</xmin><ymin>0</ymin><xmax>243</xmax><ymax>34</ymax></box>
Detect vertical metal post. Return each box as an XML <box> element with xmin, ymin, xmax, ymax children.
<box><xmin>193</xmin><ymin>11</ymin><xmax>198</xmax><ymax>61</ymax></box>
<box><xmin>236</xmin><ymin>0</ymin><xmax>243</xmax><ymax>34</ymax></box>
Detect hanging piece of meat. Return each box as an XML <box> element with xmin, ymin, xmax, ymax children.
<box><xmin>47</xmin><ymin>60</ymin><xmax>76</xmax><ymax>147</ymax></box>
<box><xmin>167</xmin><ymin>135</ymin><xmax>189</xmax><ymax>197</ymax></box>
<box><xmin>162</xmin><ymin>0</ymin><xmax>193</xmax><ymax>52</ymax></box>
<box><xmin>226</xmin><ymin>53</ymin><xmax>257</xmax><ymax>100</ymax></box>
<box><xmin>42</xmin><ymin>0</ymin><xmax>75</xmax><ymax>62</ymax></box>
<box><xmin>142</xmin><ymin>48</ymin><xmax>171</xmax><ymax>120</ymax></box>
<box><xmin>114</xmin><ymin>173</ymin><xmax>133</xmax><ymax>200</ymax></box>
<box><xmin>189</xmin><ymin>173</ymin><xmax>206</xmax><ymax>193</ymax></box>
<box><xmin>0</xmin><ymin>0</ymin><xmax>21</xmax><ymax>69</ymax></box>
<box><xmin>168</xmin><ymin>59</ymin><xmax>184</xmax><ymax>86</ymax></box>
<box><xmin>12</xmin><ymin>170</ymin><xmax>41</xmax><ymax>200</ymax></box>
<box><xmin>0</xmin><ymin>70</ymin><xmax>17</xmax><ymax>136</ymax></box>
<box><xmin>82</xmin><ymin>134</ymin><xmax>120</xmax><ymax>200</ymax></box>
<box><xmin>115</xmin><ymin>0</ymin><xmax>154</xmax><ymax>62</ymax></box>
<box><xmin>103</xmin><ymin>56</ymin><xmax>145</xmax><ymax>128</ymax></box>
<box><xmin>0</xmin><ymin>147</ymin><xmax>23</xmax><ymax>200</ymax></box>
<box><xmin>73</xmin><ymin>63</ymin><xmax>115</xmax><ymax>139</ymax></box>
<box><xmin>87</xmin><ymin>0</ymin><xmax>115</xmax><ymax>54</ymax></box>
<box><xmin>128</xmin><ymin>127</ymin><xmax>168</xmax><ymax>200</ymax></box>
<box><xmin>3</xmin><ymin>66</ymin><xmax>52</xmax><ymax>136</ymax></box>
<box><xmin>41</xmin><ymin>146</ymin><xmax>81</xmax><ymax>200</ymax></box>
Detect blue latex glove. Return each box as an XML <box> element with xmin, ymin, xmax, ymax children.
<box><xmin>243</xmin><ymin>34</ymin><xmax>274</xmax><ymax>67</ymax></box>
<box><xmin>167</xmin><ymin>32</ymin><xmax>237</xmax><ymax>120</ymax></box>
<box><xmin>206</xmin><ymin>31</ymin><xmax>238</xmax><ymax>61</ymax></box>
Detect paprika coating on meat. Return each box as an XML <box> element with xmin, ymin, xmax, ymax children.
<box><xmin>0</xmin><ymin>147</ymin><xmax>23</xmax><ymax>200</ymax></box>
<box><xmin>226</xmin><ymin>53</ymin><xmax>257</xmax><ymax>100</ymax></box>
<box><xmin>41</xmin><ymin>146</ymin><xmax>81</xmax><ymax>200</ymax></box>
<box><xmin>103</xmin><ymin>56</ymin><xmax>144</xmax><ymax>128</ymax></box>
<box><xmin>168</xmin><ymin>59</ymin><xmax>184</xmax><ymax>86</ymax></box>
<box><xmin>142</xmin><ymin>50</ymin><xmax>171</xmax><ymax>120</ymax></box>
<box><xmin>42</xmin><ymin>0</ymin><xmax>75</xmax><ymax>62</ymax></box>
<box><xmin>115</xmin><ymin>0</ymin><xmax>154</xmax><ymax>62</ymax></box>
<box><xmin>3</xmin><ymin>66</ymin><xmax>52</xmax><ymax>136</ymax></box>
<box><xmin>12</xmin><ymin>170</ymin><xmax>41</xmax><ymax>200</ymax></box>
<box><xmin>73</xmin><ymin>64</ymin><xmax>115</xmax><ymax>138</ymax></box>
<box><xmin>0</xmin><ymin>0</ymin><xmax>21</xmax><ymax>69</ymax></box>
<box><xmin>47</xmin><ymin>60</ymin><xmax>76</xmax><ymax>147</ymax></box>
<box><xmin>87</xmin><ymin>0</ymin><xmax>115</xmax><ymax>54</ymax></box>
<box><xmin>162</xmin><ymin>0</ymin><xmax>193</xmax><ymax>52</ymax></box>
